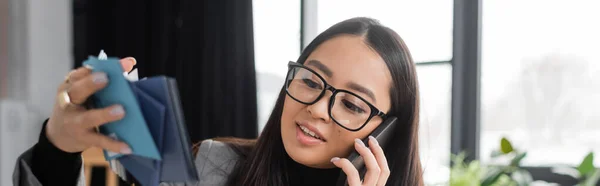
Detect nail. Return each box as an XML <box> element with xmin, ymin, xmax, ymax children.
<box><xmin>83</xmin><ymin>64</ymin><xmax>94</xmax><ymax>70</ymax></box>
<box><xmin>110</xmin><ymin>106</ymin><xmax>124</xmax><ymax>115</ymax></box>
<box><xmin>331</xmin><ymin>157</ymin><xmax>340</xmax><ymax>162</ymax></box>
<box><xmin>355</xmin><ymin>138</ymin><xmax>366</xmax><ymax>148</ymax></box>
<box><xmin>120</xmin><ymin>146</ymin><xmax>132</xmax><ymax>154</ymax></box>
<box><xmin>369</xmin><ymin>136</ymin><xmax>379</xmax><ymax>145</ymax></box>
<box><xmin>128</xmin><ymin>57</ymin><xmax>137</xmax><ymax>66</ymax></box>
<box><xmin>92</xmin><ymin>72</ymin><xmax>108</xmax><ymax>84</ymax></box>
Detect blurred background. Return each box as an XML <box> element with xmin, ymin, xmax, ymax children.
<box><xmin>1</xmin><ymin>0</ymin><xmax>598</xmax><ymax>185</ymax></box>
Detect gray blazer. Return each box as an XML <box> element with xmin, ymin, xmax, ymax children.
<box><xmin>12</xmin><ymin>139</ymin><xmax>240</xmax><ymax>186</ymax></box>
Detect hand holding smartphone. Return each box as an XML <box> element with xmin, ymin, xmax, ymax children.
<box><xmin>335</xmin><ymin>116</ymin><xmax>397</xmax><ymax>186</ymax></box>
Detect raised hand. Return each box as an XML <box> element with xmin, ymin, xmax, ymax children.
<box><xmin>46</xmin><ymin>57</ymin><xmax>137</xmax><ymax>154</ymax></box>
<box><xmin>331</xmin><ymin>136</ymin><xmax>391</xmax><ymax>186</ymax></box>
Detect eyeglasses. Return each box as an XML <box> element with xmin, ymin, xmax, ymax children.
<box><xmin>284</xmin><ymin>61</ymin><xmax>387</xmax><ymax>132</ymax></box>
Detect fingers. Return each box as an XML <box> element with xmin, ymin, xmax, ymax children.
<box><xmin>67</xmin><ymin>72</ymin><xmax>108</xmax><ymax>104</ymax></box>
<box><xmin>68</xmin><ymin>66</ymin><xmax>92</xmax><ymax>83</ymax></box>
<box><xmin>369</xmin><ymin>136</ymin><xmax>390</xmax><ymax>186</ymax></box>
<box><xmin>57</xmin><ymin>67</ymin><xmax>91</xmax><ymax>92</ymax></box>
<box><xmin>120</xmin><ymin>57</ymin><xmax>136</xmax><ymax>72</ymax></box>
<box><xmin>50</xmin><ymin>57</ymin><xmax>136</xmax><ymax>154</ymax></box>
<box><xmin>73</xmin><ymin>104</ymin><xmax>130</xmax><ymax>154</ymax></box>
<box><xmin>65</xmin><ymin>56</ymin><xmax>134</xmax><ymax>85</ymax></box>
<box><xmin>82</xmin><ymin>132</ymin><xmax>132</xmax><ymax>155</ymax></box>
<box><xmin>76</xmin><ymin>105</ymin><xmax>125</xmax><ymax>129</ymax></box>
<box><xmin>354</xmin><ymin>138</ymin><xmax>380</xmax><ymax>186</ymax></box>
<box><xmin>64</xmin><ymin>57</ymin><xmax>136</xmax><ymax>104</ymax></box>
<box><xmin>331</xmin><ymin>157</ymin><xmax>362</xmax><ymax>186</ymax></box>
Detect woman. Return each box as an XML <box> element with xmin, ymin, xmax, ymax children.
<box><xmin>13</xmin><ymin>17</ymin><xmax>422</xmax><ymax>186</ymax></box>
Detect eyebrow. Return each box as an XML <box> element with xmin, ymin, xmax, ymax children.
<box><xmin>306</xmin><ymin>59</ymin><xmax>377</xmax><ymax>103</ymax></box>
<box><xmin>347</xmin><ymin>82</ymin><xmax>377</xmax><ymax>103</ymax></box>
<box><xmin>306</xmin><ymin>60</ymin><xmax>333</xmax><ymax>77</ymax></box>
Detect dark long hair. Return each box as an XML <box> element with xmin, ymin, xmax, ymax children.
<box><xmin>215</xmin><ymin>17</ymin><xmax>423</xmax><ymax>186</ymax></box>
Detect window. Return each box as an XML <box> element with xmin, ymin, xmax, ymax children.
<box><xmin>480</xmin><ymin>0</ymin><xmax>600</xmax><ymax>166</ymax></box>
<box><xmin>416</xmin><ymin>63</ymin><xmax>452</xmax><ymax>185</ymax></box>
<box><xmin>253</xmin><ymin>0</ymin><xmax>301</xmax><ymax>132</ymax></box>
<box><xmin>312</xmin><ymin>0</ymin><xmax>454</xmax><ymax>63</ymax></box>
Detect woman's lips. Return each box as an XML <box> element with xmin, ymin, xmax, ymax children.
<box><xmin>296</xmin><ymin>121</ymin><xmax>327</xmax><ymax>141</ymax></box>
<box><xmin>296</xmin><ymin>124</ymin><xmax>326</xmax><ymax>145</ymax></box>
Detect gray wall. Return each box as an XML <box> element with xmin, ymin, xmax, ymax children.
<box><xmin>0</xmin><ymin>0</ymin><xmax>72</xmax><ymax>184</ymax></box>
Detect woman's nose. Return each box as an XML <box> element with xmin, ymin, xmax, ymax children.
<box><xmin>306</xmin><ymin>93</ymin><xmax>332</xmax><ymax>123</ymax></box>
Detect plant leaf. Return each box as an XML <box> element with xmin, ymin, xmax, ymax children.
<box><xmin>491</xmin><ymin>150</ymin><xmax>504</xmax><ymax>158</ymax></box>
<box><xmin>581</xmin><ymin>169</ymin><xmax>600</xmax><ymax>186</ymax></box>
<box><xmin>450</xmin><ymin>152</ymin><xmax>482</xmax><ymax>186</ymax></box>
<box><xmin>511</xmin><ymin>169</ymin><xmax>533</xmax><ymax>186</ymax></box>
<box><xmin>451</xmin><ymin>152</ymin><xmax>467</xmax><ymax>166</ymax></box>
<box><xmin>510</xmin><ymin>152</ymin><xmax>527</xmax><ymax>167</ymax></box>
<box><xmin>501</xmin><ymin>137</ymin><xmax>514</xmax><ymax>154</ymax></box>
<box><xmin>551</xmin><ymin>166</ymin><xmax>581</xmax><ymax>178</ymax></box>
<box><xmin>578</xmin><ymin>152</ymin><xmax>595</xmax><ymax>176</ymax></box>
<box><xmin>488</xmin><ymin>174</ymin><xmax>516</xmax><ymax>186</ymax></box>
<box><xmin>482</xmin><ymin>167</ymin><xmax>505</xmax><ymax>186</ymax></box>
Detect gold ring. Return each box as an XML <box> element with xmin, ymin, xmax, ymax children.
<box><xmin>58</xmin><ymin>89</ymin><xmax>74</xmax><ymax>109</ymax></box>
<box><xmin>64</xmin><ymin>70</ymin><xmax>75</xmax><ymax>83</ymax></box>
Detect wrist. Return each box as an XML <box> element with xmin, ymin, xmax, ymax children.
<box><xmin>38</xmin><ymin>119</ymin><xmax>82</xmax><ymax>155</ymax></box>
<box><xmin>44</xmin><ymin>118</ymin><xmax>61</xmax><ymax>150</ymax></box>
<box><xmin>45</xmin><ymin>118</ymin><xmax>81</xmax><ymax>153</ymax></box>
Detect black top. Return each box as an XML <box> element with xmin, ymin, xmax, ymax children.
<box><xmin>31</xmin><ymin>120</ymin><xmax>341</xmax><ymax>186</ymax></box>
<box><xmin>286</xmin><ymin>154</ymin><xmax>340</xmax><ymax>186</ymax></box>
<box><xmin>31</xmin><ymin>119</ymin><xmax>82</xmax><ymax>186</ymax></box>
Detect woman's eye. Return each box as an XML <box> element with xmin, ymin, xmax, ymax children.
<box><xmin>342</xmin><ymin>99</ymin><xmax>366</xmax><ymax>114</ymax></box>
<box><xmin>302</xmin><ymin>78</ymin><xmax>322</xmax><ymax>89</ymax></box>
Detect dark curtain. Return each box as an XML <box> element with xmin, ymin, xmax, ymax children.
<box><xmin>73</xmin><ymin>0</ymin><xmax>257</xmax><ymax>146</ymax></box>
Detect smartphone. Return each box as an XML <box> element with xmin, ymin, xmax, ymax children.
<box><xmin>336</xmin><ymin>116</ymin><xmax>398</xmax><ymax>186</ymax></box>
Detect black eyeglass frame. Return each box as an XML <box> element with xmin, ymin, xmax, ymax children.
<box><xmin>284</xmin><ymin>61</ymin><xmax>388</xmax><ymax>132</ymax></box>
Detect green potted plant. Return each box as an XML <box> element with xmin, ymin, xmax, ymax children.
<box><xmin>552</xmin><ymin>152</ymin><xmax>600</xmax><ymax>186</ymax></box>
<box><xmin>479</xmin><ymin>137</ymin><xmax>532</xmax><ymax>186</ymax></box>
<box><xmin>450</xmin><ymin>137</ymin><xmax>560</xmax><ymax>186</ymax></box>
